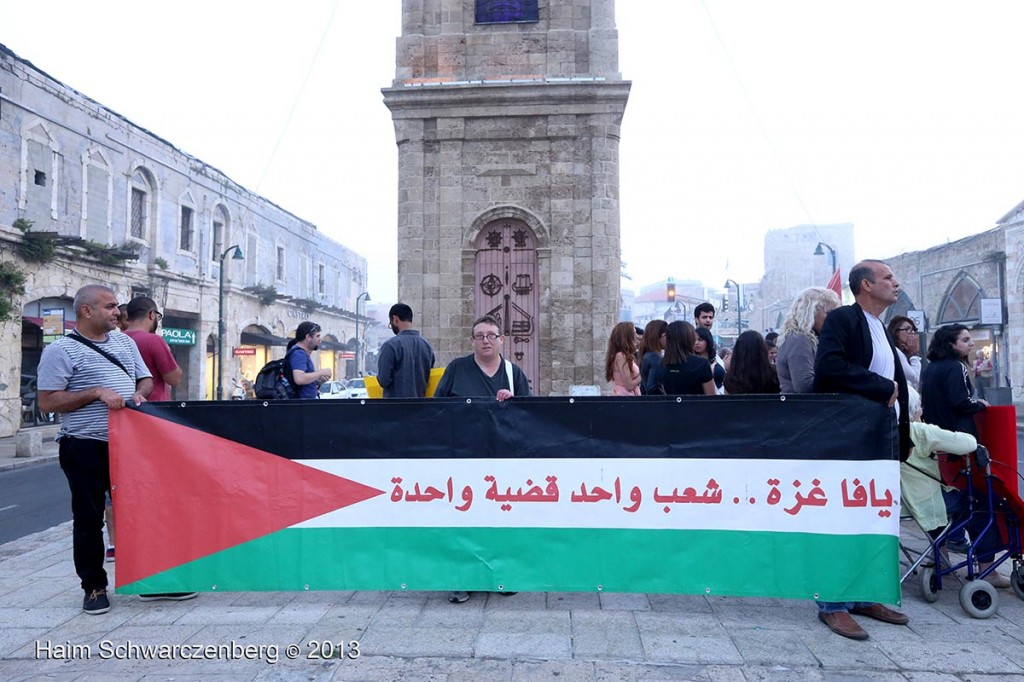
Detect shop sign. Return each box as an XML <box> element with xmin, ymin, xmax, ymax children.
<box><xmin>980</xmin><ymin>299</ymin><xmax>1003</xmax><ymax>325</ymax></box>
<box><xmin>233</xmin><ymin>347</ymin><xmax>257</xmax><ymax>356</ymax></box>
<box><xmin>907</xmin><ymin>310</ymin><xmax>926</xmax><ymax>334</ymax></box>
<box><xmin>161</xmin><ymin>327</ymin><xmax>197</xmax><ymax>346</ymax></box>
<box><xmin>42</xmin><ymin>308</ymin><xmax>65</xmax><ymax>343</ymax></box>
<box><xmin>339</xmin><ymin>351</ymin><xmax>355</xmax><ymax>359</ymax></box>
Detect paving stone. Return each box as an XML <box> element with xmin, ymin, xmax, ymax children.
<box><xmin>485</xmin><ymin>590</ymin><xmax>547</xmax><ymax>610</ymax></box>
<box><xmin>730</xmin><ymin>630</ymin><xmax>817</xmax><ymax>667</ymax></box>
<box><xmin>483</xmin><ymin>609</ymin><xmax>571</xmax><ymax>634</ymax></box>
<box><xmin>634</xmin><ymin>611</ymin><xmax>728</xmax><ymax>639</ymax></box>
<box><xmin>359</xmin><ymin>624</ymin><xmax>480</xmax><ymax>658</ymax></box>
<box><xmin>510</xmin><ymin>659</ymin><xmax>597</xmax><ymax>681</ymax></box>
<box><xmin>547</xmin><ymin>591</ymin><xmax>601</xmax><ymax>610</ymax></box>
<box><xmin>599</xmin><ymin>592</ymin><xmax>652</xmax><ymax>611</ymax></box>
<box><xmin>639</xmin><ymin>634</ymin><xmax>743</xmax><ymax>666</ymax></box>
<box><xmin>646</xmin><ymin>593</ymin><xmax>714</xmax><ymax>613</ymax></box>
<box><xmin>476</xmin><ymin>630</ymin><xmax>572</xmax><ymax>660</ymax></box>
<box><xmin>570</xmin><ymin>610</ymin><xmax>643</xmax><ymax>660</ymax></box>
<box><xmin>738</xmin><ymin>667</ymin><xmax>826</xmax><ymax>681</ymax></box>
<box><xmin>0</xmin><ymin>606</ymin><xmax>80</xmax><ymax>630</ymax></box>
<box><xmin>798</xmin><ymin>632</ymin><xmax>898</xmax><ymax>671</ymax></box>
<box><xmin>902</xmin><ymin>673</ymin><xmax>965</xmax><ymax>682</ymax></box>
<box><xmin>712</xmin><ymin>605</ymin><xmax>819</xmax><ymax>632</ymax></box>
<box><xmin>0</xmin><ymin>628</ymin><xmax>48</xmax><ymax>658</ymax></box>
<box><xmin>174</xmin><ymin>605</ymin><xmax>284</xmax><ymax>626</ymax></box>
<box><xmin>876</xmin><ymin>640</ymin><xmax>1024</xmax><ymax>674</ymax></box>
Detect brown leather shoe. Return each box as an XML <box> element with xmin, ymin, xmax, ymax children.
<box><xmin>818</xmin><ymin>611</ymin><xmax>869</xmax><ymax>640</ymax></box>
<box><xmin>850</xmin><ymin>603</ymin><xmax>909</xmax><ymax>625</ymax></box>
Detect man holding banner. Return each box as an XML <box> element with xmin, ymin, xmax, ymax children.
<box><xmin>813</xmin><ymin>260</ymin><xmax>911</xmax><ymax>640</ymax></box>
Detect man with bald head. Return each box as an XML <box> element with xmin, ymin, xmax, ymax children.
<box><xmin>812</xmin><ymin>260</ymin><xmax>910</xmax><ymax>640</ymax></box>
<box><xmin>37</xmin><ymin>285</ymin><xmax>154</xmax><ymax>615</ymax></box>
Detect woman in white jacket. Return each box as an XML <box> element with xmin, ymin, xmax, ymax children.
<box><xmin>888</xmin><ymin>316</ymin><xmax>922</xmax><ymax>391</ymax></box>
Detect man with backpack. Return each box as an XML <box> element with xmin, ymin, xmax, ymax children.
<box><xmin>286</xmin><ymin>321</ymin><xmax>333</xmax><ymax>399</ymax></box>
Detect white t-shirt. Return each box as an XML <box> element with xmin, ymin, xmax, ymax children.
<box><xmin>865</xmin><ymin>311</ymin><xmax>899</xmax><ymax>417</ymax></box>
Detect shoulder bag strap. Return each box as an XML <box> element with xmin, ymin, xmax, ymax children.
<box><xmin>67</xmin><ymin>332</ymin><xmax>132</xmax><ymax>378</ymax></box>
<box><xmin>504</xmin><ymin>358</ymin><xmax>515</xmax><ymax>394</ymax></box>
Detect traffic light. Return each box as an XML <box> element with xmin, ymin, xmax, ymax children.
<box><xmin>666</xmin><ymin>280</ymin><xmax>676</xmax><ymax>303</ymax></box>
<box><xmin>721</xmin><ymin>295</ymin><xmax>728</xmax><ymax>312</ymax></box>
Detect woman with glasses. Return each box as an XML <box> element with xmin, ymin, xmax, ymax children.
<box><xmin>434</xmin><ymin>314</ymin><xmax>530</xmax><ymax>604</ymax></box>
<box><xmin>887</xmin><ymin>315</ymin><xmax>922</xmax><ymax>390</ymax></box>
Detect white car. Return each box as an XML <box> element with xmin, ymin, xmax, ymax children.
<box><xmin>340</xmin><ymin>377</ymin><xmax>368</xmax><ymax>399</ymax></box>
<box><xmin>319</xmin><ymin>381</ymin><xmax>348</xmax><ymax>399</ymax></box>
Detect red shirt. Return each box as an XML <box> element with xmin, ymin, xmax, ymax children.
<box><xmin>124</xmin><ymin>330</ymin><xmax>178</xmax><ymax>401</ymax></box>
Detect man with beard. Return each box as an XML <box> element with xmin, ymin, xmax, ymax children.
<box><xmin>124</xmin><ymin>297</ymin><xmax>182</xmax><ymax>402</ymax></box>
<box><xmin>286</xmin><ymin>321</ymin><xmax>333</xmax><ymax>399</ymax></box>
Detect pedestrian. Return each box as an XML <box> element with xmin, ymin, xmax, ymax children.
<box><xmin>722</xmin><ymin>330</ymin><xmax>779</xmax><ymax>394</ymax></box>
<box><xmin>376</xmin><ymin>303</ymin><xmax>435</xmax><ymax>397</ymax></box>
<box><xmin>638</xmin><ymin>320</ymin><xmax>668</xmax><ymax>395</ymax></box>
<box><xmin>286</xmin><ymin>321</ymin><xmax>333</xmax><ymax>399</ymax></box>
<box><xmin>812</xmin><ymin>259</ymin><xmax>910</xmax><ymax>640</ymax></box>
<box><xmin>605</xmin><ymin>321</ymin><xmax>642</xmax><ymax>396</ymax></box>
<box><xmin>123</xmin><ymin>297</ymin><xmax>182</xmax><ymax>402</ymax></box>
<box><xmin>776</xmin><ymin>287</ymin><xmax>840</xmax><ymax>393</ymax></box>
<box><xmin>693</xmin><ymin>302</ymin><xmax>715</xmax><ymax>331</ymax></box>
<box><xmin>646</xmin><ymin>321</ymin><xmax>716</xmax><ymax>396</ymax></box>
<box><xmin>434</xmin><ymin>314</ymin><xmax>530</xmax><ymax>603</ymax></box>
<box><xmin>694</xmin><ymin>326</ymin><xmax>725</xmax><ymax>392</ymax></box>
<box><xmin>37</xmin><ymin>285</ymin><xmax>195</xmax><ymax>614</ymax></box>
<box><xmin>887</xmin><ymin>315</ymin><xmax>922</xmax><ymax>391</ymax></box>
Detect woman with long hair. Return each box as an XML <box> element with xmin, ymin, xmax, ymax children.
<box><xmin>638</xmin><ymin>319</ymin><xmax>668</xmax><ymax>395</ymax></box>
<box><xmin>694</xmin><ymin>326</ymin><xmax>725</xmax><ymax>392</ymax></box>
<box><xmin>920</xmin><ymin>324</ymin><xmax>988</xmax><ymax>437</ymax></box>
<box><xmin>776</xmin><ymin>287</ymin><xmax>841</xmax><ymax>393</ymax></box>
<box><xmin>724</xmin><ymin>330</ymin><xmax>780</xmax><ymax>394</ymax></box>
<box><xmin>604</xmin><ymin>321</ymin><xmax>642</xmax><ymax>396</ymax></box>
<box><xmin>647</xmin><ymin>321</ymin><xmax>716</xmax><ymax>395</ymax></box>
<box><xmin>887</xmin><ymin>315</ymin><xmax>921</xmax><ymax>390</ymax></box>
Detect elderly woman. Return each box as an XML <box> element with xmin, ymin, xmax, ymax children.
<box><xmin>888</xmin><ymin>315</ymin><xmax>922</xmax><ymax>391</ymax></box>
<box><xmin>776</xmin><ymin>287</ymin><xmax>841</xmax><ymax>393</ymax></box>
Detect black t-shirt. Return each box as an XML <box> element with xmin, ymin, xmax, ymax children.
<box><xmin>434</xmin><ymin>354</ymin><xmax>531</xmax><ymax>398</ymax></box>
<box><xmin>647</xmin><ymin>355</ymin><xmax>713</xmax><ymax>395</ymax></box>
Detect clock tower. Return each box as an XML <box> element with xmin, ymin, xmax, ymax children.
<box><xmin>384</xmin><ymin>0</ymin><xmax>630</xmax><ymax>395</ymax></box>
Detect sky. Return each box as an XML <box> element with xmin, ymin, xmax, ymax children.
<box><xmin>4</xmin><ymin>1</ymin><xmax>1024</xmax><ymax>304</ymax></box>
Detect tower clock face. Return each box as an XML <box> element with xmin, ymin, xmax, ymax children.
<box><xmin>475</xmin><ymin>0</ymin><xmax>539</xmax><ymax>24</ymax></box>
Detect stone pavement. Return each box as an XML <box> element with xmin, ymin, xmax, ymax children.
<box><xmin>0</xmin><ymin>519</ymin><xmax>1022</xmax><ymax>681</ymax></box>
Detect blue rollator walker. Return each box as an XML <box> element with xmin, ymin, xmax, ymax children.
<box><xmin>910</xmin><ymin>445</ymin><xmax>1024</xmax><ymax>618</ymax></box>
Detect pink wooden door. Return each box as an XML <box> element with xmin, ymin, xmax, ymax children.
<box><xmin>474</xmin><ymin>220</ymin><xmax>539</xmax><ymax>391</ymax></box>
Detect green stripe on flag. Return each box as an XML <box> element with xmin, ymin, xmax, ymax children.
<box><xmin>118</xmin><ymin>528</ymin><xmax>899</xmax><ymax>604</ymax></box>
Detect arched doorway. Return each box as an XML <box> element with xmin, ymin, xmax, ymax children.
<box><xmin>474</xmin><ymin>219</ymin><xmax>539</xmax><ymax>388</ymax></box>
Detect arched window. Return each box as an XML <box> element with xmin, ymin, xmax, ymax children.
<box><xmin>129</xmin><ymin>168</ymin><xmax>156</xmax><ymax>242</ymax></box>
<box><xmin>937</xmin><ymin>273</ymin><xmax>983</xmax><ymax>324</ymax></box>
<box><xmin>211</xmin><ymin>204</ymin><xmax>230</xmax><ymax>262</ymax></box>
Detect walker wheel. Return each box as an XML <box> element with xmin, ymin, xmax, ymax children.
<box><xmin>959</xmin><ymin>580</ymin><xmax>999</xmax><ymax>619</ymax></box>
<box><xmin>919</xmin><ymin>566</ymin><xmax>939</xmax><ymax>603</ymax></box>
<box><xmin>1012</xmin><ymin>564</ymin><xmax>1024</xmax><ymax>601</ymax></box>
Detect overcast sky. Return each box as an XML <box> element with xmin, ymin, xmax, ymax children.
<box><xmin>4</xmin><ymin>1</ymin><xmax>1023</xmax><ymax>304</ymax></box>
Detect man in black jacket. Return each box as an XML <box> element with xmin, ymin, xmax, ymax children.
<box><xmin>812</xmin><ymin>259</ymin><xmax>910</xmax><ymax>640</ymax></box>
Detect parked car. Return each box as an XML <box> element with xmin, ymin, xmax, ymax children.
<box><xmin>340</xmin><ymin>377</ymin><xmax>368</xmax><ymax>399</ymax></box>
<box><xmin>319</xmin><ymin>380</ymin><xmax>349</xmax><ymax>399</ymax></box>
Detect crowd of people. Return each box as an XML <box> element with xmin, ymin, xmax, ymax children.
<box><xmin>37</xmin><ymin>261</ymin><xmax>1010</xmax><ymax>636</ymax></box>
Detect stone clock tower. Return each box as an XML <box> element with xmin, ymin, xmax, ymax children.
<box><xmin>384</xmin><ymin>0</ymin><xmax>630</xmax><ymax>395</ymax></box>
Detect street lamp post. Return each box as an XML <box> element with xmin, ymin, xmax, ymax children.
<box><xmin>724</xmin><ymin>279</ymin><xmax>742</xmax><ymax>338</ymax></box>
<box><xmin>355</xmin><ymin>291</ymin><xmax>370</xmax><ymax>376</ymax></box>
<box><xmin>216</xmin><ymin>244</ymin><xmax>244</xmax><ymax>400</ymax></box>
<box><xmin>814</xmin><ymin>241</ymin><xmax>838</xmax><ymax>274</ymax></box>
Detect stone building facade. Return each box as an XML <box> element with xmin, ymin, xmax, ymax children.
<box><xmin>384</xmin><ymin>0</ymin><xmax>630</xmax><ymax>395</ymax></box>
<box><xmin>0</xmin><ymin>43</ymin><xmax>367</xmax><ymax>436</ymax></box>
<box><xmin>884</xmin><ymin>227</ymin><xmax>1009</xmax><ymax>397</ymax></box>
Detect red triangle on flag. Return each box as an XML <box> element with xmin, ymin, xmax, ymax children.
<box><xmin>109</xmin><ymin>409</ymin><xmax>384</xmax><ymax>586</ymax></box>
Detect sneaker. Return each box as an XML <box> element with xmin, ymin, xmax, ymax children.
<box><xmin>105</xmin><ymin>547</ymin><xmax>115</xmax><ymax>563</ymax></box>
<box><xmin>447</xmin><ymin>591</ymin><xmax>470</xmax><ymax>604</ymax></box>
<box><xmin>138</xmin><ymin>592</ymin><xmax>198</xmax><ymax>602</ymax></box>
<box><xmin>83</xmin><ymin>589</ymin><xmax>110</xmax><ymax>615</ymax></box>
<box><xmin>946</xmin><ymin>538</ymin><xmax>971</xmax><ymax>554</ymax></box>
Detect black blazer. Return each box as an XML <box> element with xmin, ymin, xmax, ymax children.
<box><xmin>813</xmin><ymin>303</ymin><xmax>911</xmax><ymax>460</ymax></box>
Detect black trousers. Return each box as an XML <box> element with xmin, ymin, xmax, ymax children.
<box><xmin>59</xmin><ymin>436</ymin><xmax>109</xmax><ymax>594</ymax></box>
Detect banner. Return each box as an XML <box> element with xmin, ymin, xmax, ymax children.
<box><xmin>109</xmin><ymin>395</ymin><xmax>901</xmax><ymax>603</ymax></box>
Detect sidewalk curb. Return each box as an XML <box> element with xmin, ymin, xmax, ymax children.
<box><xmin>0</xmin><ymin>452</ymin><xmax>60</xmax><ymax>473</ymax></box>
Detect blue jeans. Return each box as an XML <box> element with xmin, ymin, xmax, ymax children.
<box><xmin>817</xmin><ymin>601</ymin><xmax>873</xmax><ymax>613</ymax></box>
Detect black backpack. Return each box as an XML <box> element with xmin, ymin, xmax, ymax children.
<box><xmin>253</xmin><ymin>348</ymin><xmax>297</xmax><ymax>400</ymax></box>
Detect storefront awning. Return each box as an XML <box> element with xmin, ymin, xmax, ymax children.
<box><xmin>240</xmin><ymin>331</ymin><xmax>290</xmax><ymax>347</ymax></box>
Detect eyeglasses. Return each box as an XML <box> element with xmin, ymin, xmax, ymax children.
<box><xmin>152</xmin><ymin>311</ymin><xmax>164</xmax><ymax>321</ymax></box>
<box><xmin>896</xmin><ymin>327</ymin><xmax>917</xmax><ymax>334</ymax></box>
<box><xmin>472</xmin><ymin>333</ymin><xmax>500</xmax><ymax>342</ymax></box>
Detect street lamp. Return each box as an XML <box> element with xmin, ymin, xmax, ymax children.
<box><xmin>724</xmin><ymin>279</ymin><xmax>743</xmax><ymax>338</ymax></box>
<box><xmin>814</xmin><ymin>241</ymin><xmax>838</xmax><ymax>274</ymax></box>
<box><xmin>216</xmin><ymin>244</ymin><xmax>244</xmax><ymax>400</ymax></box>
<box><xmin>355</xmin><ymin>291</ymin><xmax>370</xmax><ymax>376</ymax></box>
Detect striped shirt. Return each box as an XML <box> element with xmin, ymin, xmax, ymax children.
<box><xmin>36</xmin><ymin>330</ymin><xmax>151</xmax><ymax>442</ymax></box>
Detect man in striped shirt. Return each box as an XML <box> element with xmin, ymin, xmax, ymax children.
<box><xmin>37</xmin><ymin>284</ymin><xmax>153</xmax><ymax>615</ymax></box>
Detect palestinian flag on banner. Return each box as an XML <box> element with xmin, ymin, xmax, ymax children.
<box><xmin>110</xmin><ymin>395</ymin><xmax>901</xmax><ymax>603</ymax></box>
